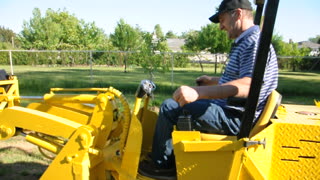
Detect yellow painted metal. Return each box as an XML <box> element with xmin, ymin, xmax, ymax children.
<box><xmin>250</xmin><ymin>90</ymin><xmax>281</xmax><ymax>137</ymax></box>
<box><xmin>314</xmin><ymin>99</ymin><xmax>320</xmax><ymax>107</ymax></box>
<box><xmin>49</xmin><ymin>87</ymin><xmax>110</xmax><ymax>93</ymax></box>
<box><xmin>268</xmin><ymin>104</ymin><xmax>320</xmax><ymax>179</ymax></box>
<box><xmin>170</xmin><ymin>90</ymin><xmax>320</xmax><ymax>180</ymax></box>
<box><xmin>26</xmin><ymin>133</ymin><xmax>63</xmax><ymax>154</ymax></box>
<box><xmin>44</xmin><ymin>94</ymin><xmax>98</xmax><ymax>104</ymax></box>
<box><xmin>0</xmin><ymin>106</ymin><xmax>81</xmax><ymax>139</ymax></box>
<box><xmin>138</xmin><ymin>97</ymin><xmax>158</xmax><ymax>154</ymax></box>
<box><xmin>27</xmin><ymin>102</ymin><xmax>91</xmax><ymax>125</ymax></box>
<box><xmin>1</xmin><ymin>75</ymin><xmax>320</xmax><ymax>180</ymax></box>
<box><xmin>118</xmin><ymin>114</ymin><xmax>143</xmax><ymax>180</ymax></box>
<box><xmin>58</xmin><ymin>103</ymin><xmax>95</xmax><ymax>114</ymax></box>
<box><xmin>0</xmin><ymin>75</ymin><xmax>20</xmax><ymax>110</ymax></box>
<box><xmin>133</xmin><ymin>97</ymin><xmax>142</xmax><ymax>115</ymax></box>
<box><xmin>245</xmin><ymin>124</ymin><xmax>275</xmax><ymax>180</ymax></box>
<box><xmin>172</xmin><ymin>126</ymin><xmax>275</xmax><ymax>180</ymax></box>
<box><xmin>200</xmin><ymin>133</ymin><xmax>237</xmax><ymax>141</ymax></box>
<box><xmin>40</xmin><ymin>125</ymin><xmax>96</xmax><ymax>180</ymax></box>
<box><xmin>241</xmin><ymin>150</ymin><xmax>266</xmax><ymax>180</ymax></box>
<box><xmin>172</xmin><ymin>131</ymin><xmax>244</xmax><ymax>180</ymax></box>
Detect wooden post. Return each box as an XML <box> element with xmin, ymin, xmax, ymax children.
<box><xmin>9</xmin><ymin>50</ymin><xmax>14</xmax><ymax>75</ymax></box>
<box><xmin>171</xmin><ymin>53</ymin><xmax>174</xmax><ymax>89</ymax></box>
<box><xmin>90</xmin><ymin>51</ymin><xmax>93</xmax><ymax>83</ymax></box>
<box><xmin>214</xmin><ymin>54</ymin><xmax>217</xmax><ymax>74</ymax></box>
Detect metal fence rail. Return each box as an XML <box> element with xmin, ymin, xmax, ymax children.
<box><xmin>0</xmin><ymin>49</ymin><xmax>228</xmax><ymax>74</ymax></box>
<box><xmin>0</xmin><ymin>50</ymin><xmax>319</xmax><ymax>76</ymax></box>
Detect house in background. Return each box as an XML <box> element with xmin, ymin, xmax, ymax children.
<box><xmin>166</xmin><ymin>38</ymin><xmax>185</xmax><ymax>52</ymax></box>
<box><xmin>298</xmin><ymin>41</ymin><xmax>320</xmax><ymax>56</ymax></box>
<box><xmin>166</xmin><ymin>38</ymin><xmax>228</xmax><ymax>64</ymax></box>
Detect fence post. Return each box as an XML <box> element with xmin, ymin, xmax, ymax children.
<box><xmin>9</xmin><ymin>50</ymin><xmax>14</xmax><ymax>75</ymax></box>
<box><xmin>171</xmin><ymin>53</ymin><xmax>174</xmax><ymax>89</ymax></box>
<box><xmin>214</xmin><ymin>54</ymin><xmax>217</xmax><ymax>74</ymax></box>
<box><xmin>90</xmin><ymin>51</ymin><xmax>93</xmax><ymax>83</ymax></box>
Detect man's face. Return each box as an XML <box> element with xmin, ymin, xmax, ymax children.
<box><xmin>218</xmin><ymin>10</ymin><xmax>239</xmax><ymax>39</ymax></box>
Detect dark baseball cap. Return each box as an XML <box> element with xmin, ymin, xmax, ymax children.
<box><xmin>209</xmin><ymin>0</ymin><xmax>253</xmax><ymax>23</ymax></box>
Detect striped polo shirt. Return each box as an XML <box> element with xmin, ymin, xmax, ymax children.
<box><xmin>213</xmin><ymin>25</ymin><xmax>278</xmax><ymax>122</ymax></box>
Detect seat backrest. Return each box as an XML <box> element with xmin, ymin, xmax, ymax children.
<box><xmin>249</xmin><ymin>90</ymin><xmax>282</xmax><ymax>137</ymax></box>
<box><xmin>0</xmin><ymin>69</ymin><xmax>8</xmax><ymax>81</ymax></box>
<box><xmin>196</xmin><ymin>90</ymin><xmax>281</xmax><ymax>141</ymax></box>
<box><xmin>0</xmin><ymin>69</ymin><xmax>11</xmax><ymax>92</ymax></box>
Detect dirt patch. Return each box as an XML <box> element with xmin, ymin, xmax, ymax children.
<box><xmin>0</xmin><ymin>136</ymin><xmax>37</xmax><ymax>153</ymax></box>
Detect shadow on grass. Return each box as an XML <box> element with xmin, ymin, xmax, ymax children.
<box><xmin>8</xmin><ymin>66</ymin><xmax>320</xmax><ymax>105</ymax></box>
<box><xmin>14</xmin><ymin>67</ymin><xmax>206</xmax><ymax>96</ymax></box>
<box><xmin>0</xmin><ymin>136</ymin><xmax>50</xmax><ymax>180</ymax></box>
<box><xmin>279</xmin><ymin>71</ymin><xmax>320</xmax><ymax>77</ymax></box>
<box><xmin>278</xmin><ymin>77</ymin><xmax>320</xmax><ymax>96</ymax></box>
<box><xmin>0</xmin><ymin>161</ymin><xmax>47</xmax><ymax>180</ymax></box>
<box><xmin>0</xmin><ymin>147</ymin><xmax>48</xmax><ymax>180</ymax></box>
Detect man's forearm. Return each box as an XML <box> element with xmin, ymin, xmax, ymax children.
<box><xmin>195</xmin><ymin>77</ymin><xmax>252</xmax><ymax>99</ymax></box>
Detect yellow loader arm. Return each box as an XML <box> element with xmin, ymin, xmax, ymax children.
<box><xmin>315</xmin><ymin>99</ymin><xmax>320</xmax><ymax>108</ymax></box>
<box><xmin>0</xmin><ymin>75</ymin><xmax>158</xmax><ymax>180</ymax></box>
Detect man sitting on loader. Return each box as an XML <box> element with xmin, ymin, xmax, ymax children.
<box><xmin>139</xmin><ymin>0</ymin><xmax>279</xmax><ymax>179</ymax></box>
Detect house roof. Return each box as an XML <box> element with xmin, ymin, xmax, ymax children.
<box><xmin>298</xmin><ymin>41</ymin><xmax>320</xmax><ymax>50</ymax></box>
<box><xmin>166</xmin><ymin>38</ymin><xmax>185</xmax><ymax>52</ymax></box>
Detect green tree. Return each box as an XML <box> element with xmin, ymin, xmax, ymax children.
<box><xmin>183</xmin><ymin>30</ymin><xmax>206</xmax><ymax>71</ymax></box>
<box><xmin>79</xmin><ymin>21</ymin><xmax>109</xmax><ymax>50</ymax></box>
<box><xmin>199</xmin><ymin>23</ymin><xmax>232</xmax><ymax>53</ymax></box>
<box><xmin>183</xmin><ymin>24</ymin><xmax>232</xmax><ymax>71</ymax></box>
<box><xmin>0</xmin><ymin>26</ymin><xmax>19</xmax><ymax>49</ymax></box>
<box><xmin>18</xmin><ymin>8</ymin><xmax>108</xmax><ymax>50</ymax></box>
<box><xmin>183</xmin><ymin>23</ymin><xmax>232</xmax><ymax>54</ymax></box>
<box><xmin>285</xmin><ymin>43</ymin><xmax>310</xmax><ymax>71</ymax></box>
<box><xmin>183</xmin><ymin>30</ymin><xmax>201</xmax><ymax>52</ymax></box>
<box><xmin>110</xmin><ymin>18</ymin><xmax>142</xmax><ymax>51</ymax></box>
<box><xmin>154</xmin><ymin>24</ymin><xmax>164</xmax><ymax>39</ymax></box>
<box><xmin>272</xmin><ymin>34</ymin><xmax>311</xmax><ymax>71</ymax></box>
<box><xmin>271</xmin><ymin>33</ymin><xmax>286</xmax><ymax>55</ymax></box>
<box><xmin>308</xmin><ymin>35</ymin><xmax>320</xmax><ymax>44</ymax></box>
<box><xmin>110</xmin><ymin>18</ymin><xmax>143</xmax><ymax>72</ymax></box>
<box><xmin>165</xmin><ymin>31</ymin><xmax>178</xmax><ymax>39</ymax></box>
<box><xmin>151</xmin><ymin>25</ymin><xmax>170</xmax><ymax>53</ymax></box>
<box><xmin>137</xmin><ymin>32</ymin><xmax>169</xmax><ymax>80</ymax></box>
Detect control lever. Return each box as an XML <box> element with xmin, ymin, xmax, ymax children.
<box><xmin>135</xmin><ymin>80</ymin><xmax>156</xmax><ymax>98</ymax></box>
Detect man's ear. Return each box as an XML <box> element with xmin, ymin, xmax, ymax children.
<box><xmin>232</xmin><ymin>8</ymin><xmax>242</xmax><ymax>20</ymax></box>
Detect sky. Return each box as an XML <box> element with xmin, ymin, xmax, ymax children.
<box><xmin>0</xmin><ymin>0</ymin><xmax>319</xmax><ymax>43</ymax></box>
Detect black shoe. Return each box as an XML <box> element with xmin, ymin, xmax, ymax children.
<box><xmin>138</xmin><ymin>160</ymin><xmax>177</xmax><ymax>180</ymax></box>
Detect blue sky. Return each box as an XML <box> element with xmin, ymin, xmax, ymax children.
<box><xmin>0</xmin><ymin>0</ymin><xmax>319</xmax><ymax>43</ymax></box>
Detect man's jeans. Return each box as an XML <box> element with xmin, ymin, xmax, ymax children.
<box><xmin>151</xmin><ymin>98</ymin><xmax>242</xmax><ymax>168</ymax></box>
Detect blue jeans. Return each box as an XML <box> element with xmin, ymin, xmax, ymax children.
<box><xmin>151</xmin><ymin>98</ymin><xmax>242</xmax><ymax>168</ymax></box>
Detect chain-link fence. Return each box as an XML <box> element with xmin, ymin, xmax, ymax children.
<box><xmin>1</xmin><ymin>50</ymin><xmax>319</xmax><ymax>77</ymax></box>
<box><xmin>278</xmin><ymin>56</ymin><xmax>320</xmax><ymax>71</ymax></box>
<box><xmin>0</xmin><ymin>49</ymin><xmax>228</xmax><ymax>74</ymax></box>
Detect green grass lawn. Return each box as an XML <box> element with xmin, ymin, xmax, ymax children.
<box><xmin>277</xmin><ymin>70</ymin><xmax>320</xmax><ymax>104</ymax></box>
<box><xmin>0</xmin><ymin>136</ymin><xmax>51</xmax><ymax>180</ymax></box>
<box><xmin>2</xmin><ymin>65</ymin><xmax>320</xmax><ymax>105</ymax></box>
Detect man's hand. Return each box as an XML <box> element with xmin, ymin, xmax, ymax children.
<box><xmin>173</xmin><ymin>85</ymin><xmax>199</xmax><ymax>107</ymax></box>
<box><xmin>196</xmin><ymin>75</ymin><xmax>219</xmax><ymax>86</ymax></box>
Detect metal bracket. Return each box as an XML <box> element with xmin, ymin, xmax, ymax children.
<box><xmin>135</xmin><ymin>79</ymin><xmax>156</xmax><ymax>98</ymax></box>
<box><xmin>244</xmin><ymin>138</ymin><xmax>266</xmax><ymax>149</ymax></box>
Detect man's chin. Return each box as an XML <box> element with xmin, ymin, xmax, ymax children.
<box><xmin>228</xmin><ymin>35</ymin><xmax>236</xmax><ymax>40</ymax></box>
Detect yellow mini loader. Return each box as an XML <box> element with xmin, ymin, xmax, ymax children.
<box><xmin>0</xmin><ymin>0</ymin><xmax>319</xmax><ymax>179</ymax></box>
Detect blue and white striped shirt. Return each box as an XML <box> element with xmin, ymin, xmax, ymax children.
<box><xmin>213</xmin><ymin>25</ymin><xmax>278</xmax><ymax>122</ymax></box>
